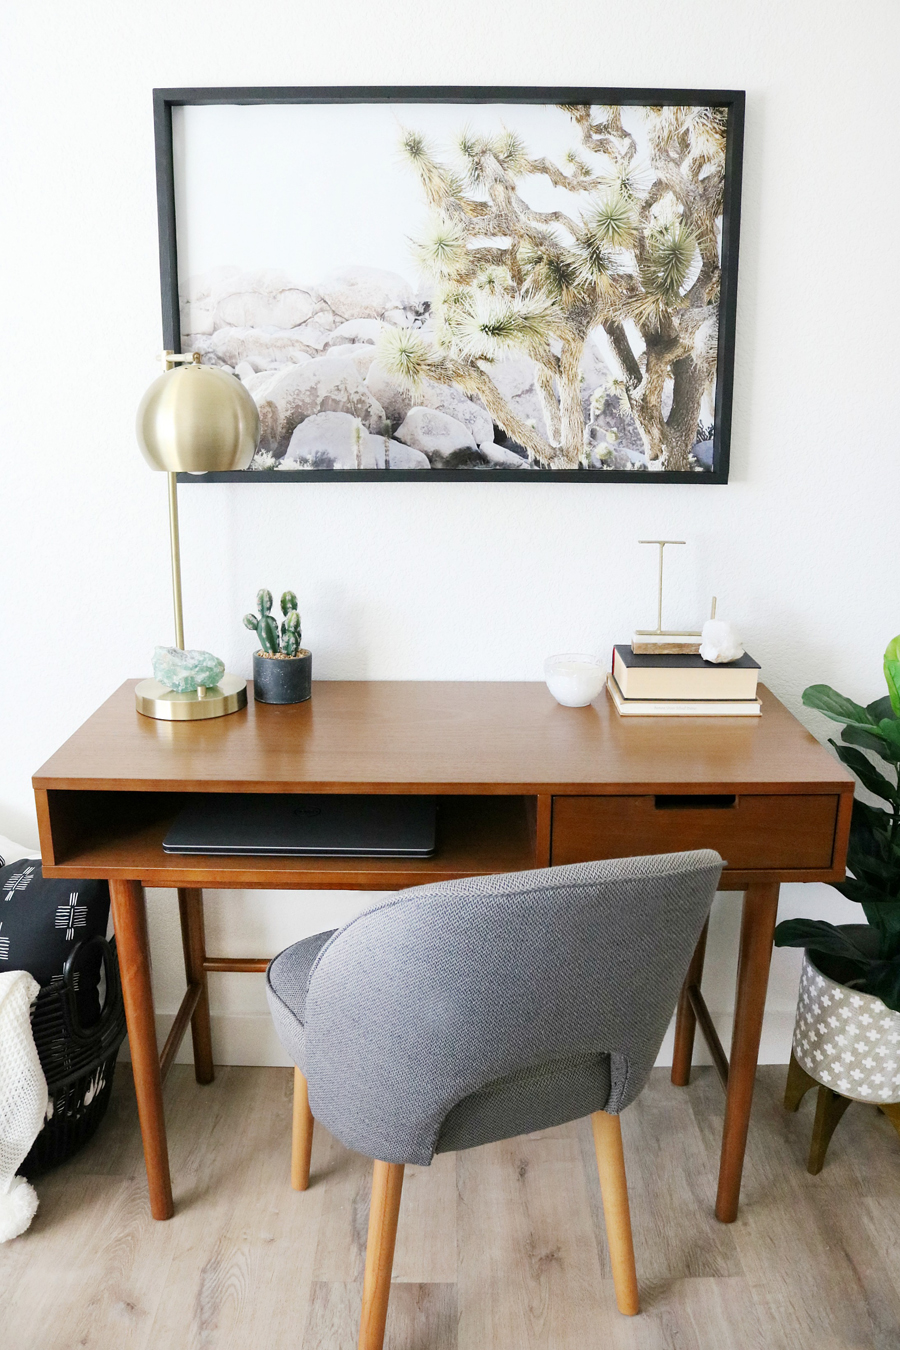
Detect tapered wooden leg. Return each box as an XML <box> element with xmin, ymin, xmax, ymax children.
<box><xmin>715</xmin><ymin>882</ymin><xmax>780</xmax><ymax>1223</ymax></box>
<box><xmin>109</xmin><ymin>879</ymin><xmax>173</xmax><ymax>1220</ymax></box>
<box><xmin>807</xmin><ymin>1086</ymin><xmax>853</xmax><ymax>1174</ymax></box>
<box><xmin>784</xmin><ymin>1050</ymin><xmax>819</xmax><ymax>1113</ymax></box>
<box><xmin>591</xmin><ymin>1110</ymin><xmax>639</xmax><ymax>1316</ymax></box>
<box><xmin>880</xmin><ymin>1102</ymin><xmax>900</xmax><ymax>1141</ymax></box>
<box><xmin>177</xmin><ymin>887</ymin><xmax>214</xmax><ymax>1084</ymax></box>
<box><xmin>291</xmin><ymin>1067</ymin><xmax>315</xmax><ymax>1191</ymax></box>
<box><xmin>359</xmin><ymin>1160</ymin><xmax>405</xmax><ymax>1350</ymax></box>
<box><xmin>671</xmin><ymin>918</ymin><xmax>710</xmax><ymax>1087</ymax></box>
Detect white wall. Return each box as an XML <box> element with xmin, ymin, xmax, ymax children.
<box><xmin>2</xmin><ymin>0</ymin><xmax>897</xmax><ymax>1066</ymax></box>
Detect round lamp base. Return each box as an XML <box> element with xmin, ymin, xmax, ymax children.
<box><xmin>135</xmin><ymin>674</ymin><xmax>247</xmax><ymax>721</ymax></box>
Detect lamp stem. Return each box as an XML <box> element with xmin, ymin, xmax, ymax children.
<box><xmin>167</xmin><ymin>471</ymin><xmax>185</xmax><ymax>650</ymax></box>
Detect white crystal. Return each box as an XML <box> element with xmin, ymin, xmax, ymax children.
<box><xmin>698</xmin><ymin>619</ymin><xmax>744</xmax><ymax>664</ymax></box>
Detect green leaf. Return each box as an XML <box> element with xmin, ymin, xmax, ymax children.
<box><xmin>829</xmin><ymin>740</ymin><xmax>900</xmax><ymax>804</ymax></box>
<box><xmin>642</xmin><ymin>222</ymin><xmax>697</xmax><ymax>302</ymax></box>
<box><xmin>861</xmin><ymin>958</ymin><xmax>900</xmax><ymax>1014</ymax></box>
<box><xmin>842</xmin><ymin>723</ymin><xmax>900</xmax><ymax>764</ymax></box>
<box><xmin>849</xmin><ymin>852</ymin><xmax>896</xmax><ymax>886</ymax></box>
<box><xmin>878</xmin><ymin>718</ymin><xmax>900</xmax><ymax>755</ymax></box>
<box><xmin>834</xmin><ymin>876</ymin><xmax>885</xmax><ymax>908</ymax></box>
<box><xmin>772</xmin><ymin>919</ymin><xmax>872</xmax><ymax>965</ymax></box>
<box><xmin>802</xmin><ymin>684</ymin><xmax>876</xmax><ymax>728</ymax></box>
<box><xmin>582</xmin><ymin>194</ymin><xmax>635</xmax><ymax>248</ymax></box>
<box><xmin>858</xmin><ymin>898</ymin><xmax>900</xmax><ymax>948</ymax></box>
<box><xmin>867</xmin><ymin>695</ymin><xmax>897</xmax><ymax>723</ymax></box>
<box><xmin>885</xmin><ymin>635</ymin><xmax>900</xmax><ymax>717</ymax></box>
<box><xmin>849</xmin><ymin>798</ymin><xmax>893</xmax><ymax>853</ymax></box>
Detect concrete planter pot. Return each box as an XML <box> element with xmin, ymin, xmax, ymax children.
<box><xmin>252</xmin><ymin>650</ymin><xmax>311</xmax><ymax>705</ymax></box>
<box><xmin>793</xmin><ymin>930</ymin><xmax>900</xmax><ymax>1105</ymax></box>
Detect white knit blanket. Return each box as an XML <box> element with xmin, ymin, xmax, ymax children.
<box><xmin>0</xmin><ymin>970</ymin><xmax>48</xmax><ymax>1240</ymax></box>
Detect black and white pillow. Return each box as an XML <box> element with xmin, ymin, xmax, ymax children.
<box><xmin>0</xmin><ymin>852</ymin><xmax>111</xmax><ymax>1025</ymax></box>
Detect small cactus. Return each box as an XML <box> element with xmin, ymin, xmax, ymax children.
<box><xmin>281</xmin><ymin>608</ymin><xmax>302</xmax><ymax>656</ymax></box>
<box><xmin>244</xmin><ymin>588</ymin><xmax>302</xmax><ymax>657</ymax></box>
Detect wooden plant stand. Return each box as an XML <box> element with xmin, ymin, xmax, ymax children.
<box><xmin>784</xmin><ymin>1051</ymin><xmax>900</xmax><ymax>1174</ymax></box>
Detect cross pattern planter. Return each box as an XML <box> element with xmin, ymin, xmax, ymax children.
<box><xmin>793</xmin><ymin>951</ymin><xmax>900</xmax><ymax>1104</ymax></box>
<box><xmin>785</xmin><ymin>949</ymin><xmax>900</xmax><ymax>1174</ymax></box>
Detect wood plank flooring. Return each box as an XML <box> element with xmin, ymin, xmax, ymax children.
<box><xmin>2</xmin><ymin>1063</ymin><xmax>898</xmax><ymax>1349</ymax></box>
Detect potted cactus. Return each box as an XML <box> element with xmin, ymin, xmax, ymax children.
<box><xmin>243</xmin><ymin>590</ymin><xmax>311</xmax><ymax>704</ymax></box>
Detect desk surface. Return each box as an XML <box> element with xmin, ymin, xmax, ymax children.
<box><xmin>35</xmin><ymin>679</ymin><xmax>851</xmax><ymax>795</ymax></box>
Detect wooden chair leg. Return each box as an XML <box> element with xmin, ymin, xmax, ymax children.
<box><xmin>359</xmin><ymin>1160</ymin><xmax>405</xmax><ymax>1350</ymax></box>
<box><xmin>807</xmin><ymin>1086</ymin><xmax>853</xmax><ymax>1174</ymax></box>
<box><xmin>291</xmin><ymin>1067</ymin><xmax>315</xmax><ymax>1191</ymax></box>
<box><xmin>591</xmin><ymin>1110</ymin><xmax>639</xmax><ymax>1316</ymax></box>
<box><xmin>784</xmin><ymin>1050</ymin><xmax>819</xmax><ymax>1113</ymax></box>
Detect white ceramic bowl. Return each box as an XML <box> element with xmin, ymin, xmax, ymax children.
<box><xmin>544</xmin><ymin>653</ymin><xmax>606</xmax><ymax>707</ymax></box>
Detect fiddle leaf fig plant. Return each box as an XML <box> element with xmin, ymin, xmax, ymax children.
<box><xmin>243</xmin><ymin>589</ymin><xmax>303</xmax><ymax>657</ymax></box>
<box><xmin>774</xmin><ymin>635</ymin><xmax>900</xmax><ymax>1012</ymax></box>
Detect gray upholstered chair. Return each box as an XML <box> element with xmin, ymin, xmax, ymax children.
<box><xmin>267</xmin><ymin>849</ymin><xmax>722</xmax><ymax>1348</ymax></box>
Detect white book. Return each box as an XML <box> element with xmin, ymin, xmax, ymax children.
<box><xmin>606</xmin><ymin>674</ymin><xmax>762</xmax><ymax>718</ymax></box>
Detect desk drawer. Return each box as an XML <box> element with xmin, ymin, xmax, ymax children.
<box><xmin>551</xmin><ymin>794</ymin><xmax>839</xmax><ymax>871</ymax></box>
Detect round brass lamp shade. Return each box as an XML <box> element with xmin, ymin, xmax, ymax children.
<box><xmin>136</xmin><ymin>363</ymin><xmax>260</xmax><ymax>472</ymax></box>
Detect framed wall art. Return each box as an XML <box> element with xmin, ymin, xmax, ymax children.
<box><xmin>154</xmin><ymin>86</ymin><xmax>744</xmax><ymax>483</ymax></box>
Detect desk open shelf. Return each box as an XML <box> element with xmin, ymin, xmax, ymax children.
<box><xmin>36</xmin><ymin>790</ymin><xmax>537</xmax><ymax>889</ymax></box>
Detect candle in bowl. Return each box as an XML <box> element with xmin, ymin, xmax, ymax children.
<box><xmin>544</xmin><ymin>653</ymin><xmax>606</xmax><ymax>707</ymax></box>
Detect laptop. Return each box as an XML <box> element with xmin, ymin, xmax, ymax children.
<box><xmin>162</xmin><ymin>793</ymin><xmax>438</xmax><ymax>858</ymax></box>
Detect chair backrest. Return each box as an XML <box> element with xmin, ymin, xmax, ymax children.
<box><xmin>303</xmin><ymin>849</ymin><xmax>722</xmax><ymax>1165</ymax></box>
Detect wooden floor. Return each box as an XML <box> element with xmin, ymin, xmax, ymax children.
<box><xmin>3</xmin><ymin>1064</ymin><xmax>899</xmax><ymax>1350</ymax></box>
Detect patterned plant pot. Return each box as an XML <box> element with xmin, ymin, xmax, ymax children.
<box><xmin>793</xmin><ymin>942</ymin><xmax>900</xmax><ymax>1105</ymax></box>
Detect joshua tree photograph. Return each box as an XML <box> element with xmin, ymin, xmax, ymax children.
<box><xmin>164</xmin><ymin>90</ymin><xmax>743</xmax><ymax>479</ymax></box>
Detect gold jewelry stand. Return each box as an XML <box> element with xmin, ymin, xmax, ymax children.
<box><xmin>632</xmin><ymin>540</ymin><xmax>704</xmax><ymax>654</ymax></box>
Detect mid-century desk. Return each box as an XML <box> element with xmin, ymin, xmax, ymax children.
<box><xmin>33</xmin><ymin>680</ymin><xmax>852</xmax><ymax>1224</ymax></box>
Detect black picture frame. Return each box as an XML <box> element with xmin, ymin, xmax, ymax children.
<box><xmin>153</xmin><ymin>86</ymin><xmax>745</xmax><ymax>485</ymax></box>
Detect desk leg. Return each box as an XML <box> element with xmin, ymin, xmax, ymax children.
<box><xmin>671</xmin><ymin>918</ymin><xmax>710</xmax><ymax>1087</ymax></box>
<box><xmin>715</xmin><ymin>882</ymin><xmax>780</xmax><ymax>1223</ymax></box>
<box><xmin>109</xmin><ymin>879</ymin><xmax>174</xmax><ymax>1221</ymax></box>
<box><xmin>177</xmin><ymin>888</ymin><xmax>214</xmax><ymax>1085</ymax></box>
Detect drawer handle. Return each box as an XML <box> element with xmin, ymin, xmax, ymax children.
<box><xmin>654</xmin><ymin>794</ymin><xmax>737</xmax><ymax>811</ymax></box>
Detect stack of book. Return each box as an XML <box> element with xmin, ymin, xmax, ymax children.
<box><xmin>606</xmin><ymin>645</ymin><xmax>762</xmax><ymax>717</ymax></box>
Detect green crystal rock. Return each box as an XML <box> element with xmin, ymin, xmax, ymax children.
<box><xmin>152</xmin><ymin>646</ymin><xmax>225</xmax><ymax>693</ymax></box>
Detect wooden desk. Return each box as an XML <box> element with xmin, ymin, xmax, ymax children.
<box><xmin>33</xmin><ymin>680</ymin><xmax>852</xmax><ymax>1223</ymax></box>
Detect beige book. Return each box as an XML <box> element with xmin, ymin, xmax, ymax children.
<box><xmin>606</xmin><ymin>674</ymin><xmax>762</xmax><ymax>718</ymax></box>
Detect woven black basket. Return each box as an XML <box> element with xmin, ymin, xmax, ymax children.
<box><xmin>22</xmin><ymin>934</ymin><xmax>128</xmax><ymax>1177</ymax></box>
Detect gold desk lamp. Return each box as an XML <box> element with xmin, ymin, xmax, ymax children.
<box><xmin>133</xmin><ymin>352</ymin><xmax>260</xmax><ymax>720</ymax></box>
